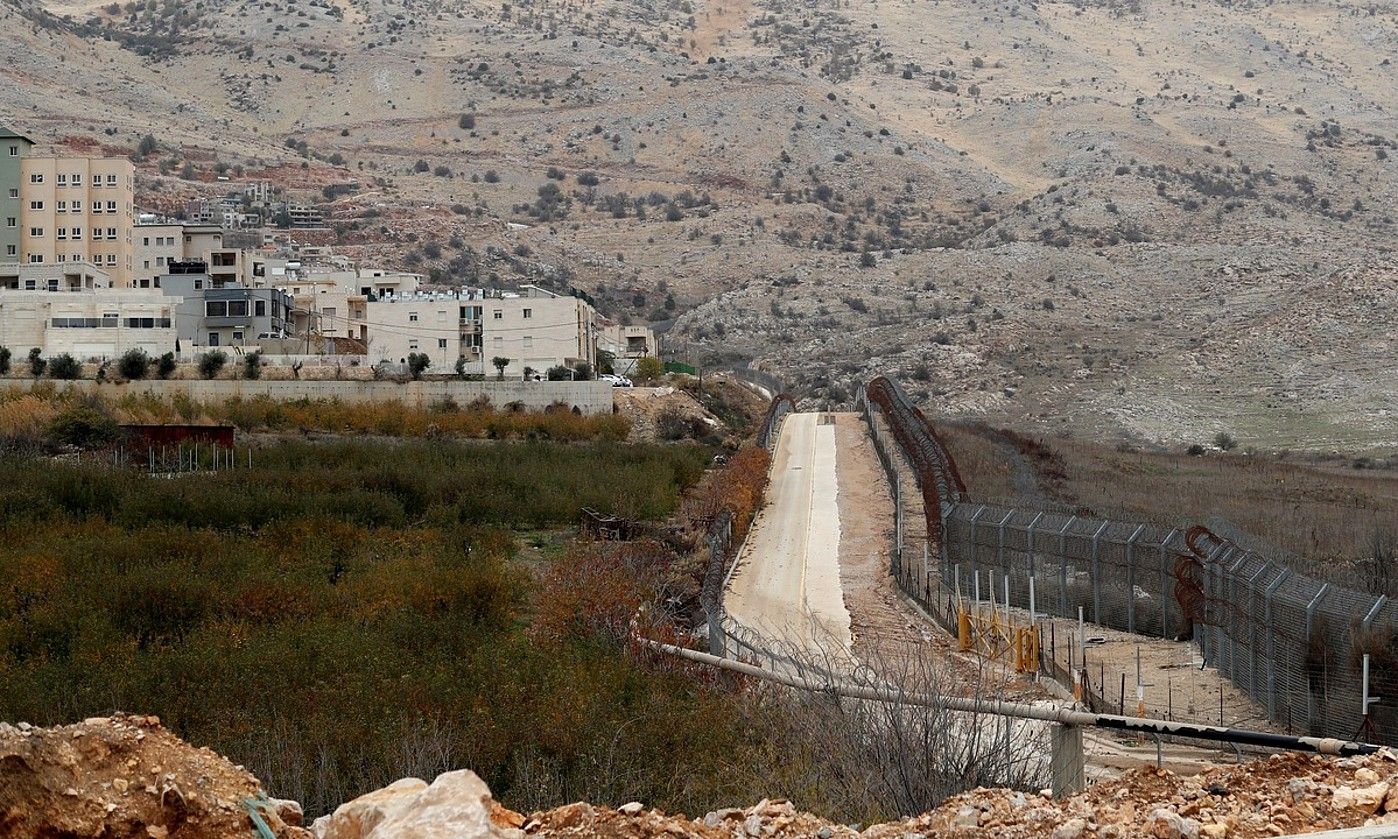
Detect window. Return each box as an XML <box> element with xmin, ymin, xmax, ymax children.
<box><xmin>6</xmin><ymin>188</ymin><xmax>15</xmax><ymax>199</ymax></box>
<box><xmin>56</xmin><ymin>201</ymin><xmax>66</xmax><ymax>213</ymax></box>
<box><xmin>208</xmin><ymin>333</ymin><xmax>219</xmax><ymax>347</ymax></box>
<box><xmin>29</xmin><ymin>174</ymin><xmax>42</xmax><ymax>184</ymax></box>
<box><xmin>143</xmin><ymin>260</ymin><xmax>150</xmax><ymax>269</ymax></box>
<box><xmin>29</xmin><ymin>227</ymin><xmax>42</xmax><ymax>237</ymax></box>
<box><xmin>228</xmin><ymin>300</ymin><xmax>248</xmax><ymax>317</ymax></box>
<box><xmin>4</xmin><ymin>245</ymin><xmax>13</xmax><ymax>257</ymax></box>
<box><xmin>105</xmin><ymin>254</ymin><xmax>116</xmax><ymax>265</ymax></box>
<box><xmin>142</xmin><ymin>237</ymin><xmax>149</xmax><ymax>246</ymax></box>
<box><xmin>106</xmin><ymin>201</ymin><xmax>116</xmax><ymax>213</ymax></box>
<box><xmin>28</xmin><ymin>201</ymin><xmax>43</xmax><ymax>211</ymax></box>
<box><xmin>409</xmin><ymin>339</ymin><xmax>420</xmax><ymax>350</ymax></box>
<box><xmin>106</xmin><ymin>227</ymin><xmax>117</xmax><ymax>240</ymax></box>
<box><xmin>56</xmin><ymin>254</ymin><xmax>66</xmax><ymax>263</ymax></box>
<box><xmin>232</xmin><ymin>331</ymin><xmax>244</xmax><ymax>343</ymax></box>
<box><xmin>194</xmin><ymin>279</ymin><xmax>204</xmax><ymax>290</ymax></box>
<box><xmin>72</xmin><ymin>227</ymin><xmax>82</xmax><ymax>240</ymax></box>
<box><xmin>255</xmin><ymin>300</ymin><xmax>266</xmax><ymax>317</ymax></box>
<box><xmin>408</xmin><ymin>311</ymin><xmax>419</xmax><ymax>322</ymax></box>
<box><xmin>7</xmin><ymin>145</ymin><xmax>16</xmax><ymax>156</ymax></box>
<box><xmin>492</xmin><ymin>309</ymin><xmax>503</xmax><ymax>320</ymax></box>
<box><xmin>323</xmin><ymin>307</ymin><xmax>336</xmax><ymax>319</ymax></box>
<box><xmin>47</xmin><ymin>279</ymin><xmax>57</xmax><ymax>291</ymax></box>
<box><xmin>156</xmin><ymin>256</ymin><xmax>165</xmax><ymax>266</ymax></box>
<box><xmin>106</xmin><ymin>174</ymin><xmax>116</xmax><ymax>185</ymax></box>
<box><xmin>523</xmin><ymin>336</ymin><xmax>533</xmax><ymax>350</ymax></box>
<box><xmin>70</xmin><ymin>174</ymin><xmax>81</xmax><ymax>186</ymax></box>
<box><xmin>57</xmin><ymin>174</ymin><xmax>67</xmax><ymax>185</ymax></box>
<box><xmin>92</xmin><ymin>201</ymin><xmax>101</xmax><ymax>213</ymax></box>
<box><xmin>4</xmin><ymin>217</ymin><xmax>13</xmax><ymax>228</ymax></box>
<box><xmin>523</xmin><ymin>308</ymin><xmax>533</xmax><ymax>319</ymax></box>
<box><xmin>438</xmin><ymin>338</ymin><xmax>448</xmax><ymax>349</ymax></box>
<box><xmin>436</xmin><ymin>310</ymin><xmax>446</xmax><ymax>322</ymax></box>
<box><xmin>206</xmin><ymin>301</ymin><xmax>228</xmax><ymax>317</ymax></box>
<box><xmin>57</xmin><ymin>228</ymin><xmax>67</xmax><ymax>240</ymax></box>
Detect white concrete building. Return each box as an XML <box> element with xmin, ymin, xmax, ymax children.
<box><xmin>0</xmin><ymin>262</ymin><xmax>178</xmax><ymax>358</ymax></box>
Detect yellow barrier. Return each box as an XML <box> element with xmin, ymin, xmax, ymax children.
<box><xmin>956</xmin><ymin>602</ymin><xmax>1040</xmax><ymax>674</ymax></box>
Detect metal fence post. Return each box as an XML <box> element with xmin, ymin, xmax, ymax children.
<box><xmin>1026</xmin><ymin>512</ymin><xmax>1044</xmax><ymax>579</ymax></box>
<box><xmin>1245</xmin><ymin>561</ymin><xmax>1271</xmax><ymax>704</ymax></box>
<box><xmin>969</xmin><ymin>506</ymin><xmax>987</xmax><ymax>600</ymax></box>
<box><xmin>1263</xmin><ymin>569</ymin><xmax>1290</xmax><ymax>721</ymax></box>
<box><xmin>1124</xmin><ymin>524</ymin><xmax>1145</xmax><ymax>634</ymax></box>
<box><xmin>1059</xmin><ymin>516</ymin><xmax>1076</xmax><ymax>618</ymax></box>
<box><xmin>1090</xmin><ymin>521</ymin><xmax>1108</xmax><ymax>624</ymax></box>
<box><xmin>996</xmin><ymin>509</ymin><xmax>1014</xmax><ymax>590</ymax></box>
<box><xmin>1304</xmin><ymin>583</ymin><xmax>1330</xmax><ymax>732</ymax></box>
<box><xmin>1159</xmin><ymin>529</ymin><xmax>1179</xmax><ymax>639</ymax></box>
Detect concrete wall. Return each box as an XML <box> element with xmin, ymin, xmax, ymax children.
<box><xmin>1</xmin><ymin>376</ymin><xmax>616</xmax><ymax>415</ymax></box>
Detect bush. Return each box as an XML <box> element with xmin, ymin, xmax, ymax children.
<box><xmin>572</xmin><ymin>362</ymin><xmax>593</xmax><ymax>381</ymax></box>
<box><xmin>198</xmin><ymin>350</ymin><xmax>228</xmax><ymax>380</ymax></box>
<box><xmin>47</xmin><ymin>354</ymin><xmax>82</xmax><ymax>380</ymax></box>
<box><xmin>27</xmin><ymin>349</ymin><xmax>45</xmax><ymax>378</ymax></box>
<box><xmin>634</xmin><ymin>356</ymin><xmax>664</xmax><ymax>382</ymax></box>
<box><xmin>0</xmin><ymin>347</ymin><xmax>10</xmax><ymax>375</ymax></box>
<box><xmin>47</xmin><ymin>404</ymin><xmax>119</xmax><ymax>448</ymax></box>
<box><xmin>118</xmin><ymin>348</ymin><xmax>150</xmax><ymax>380</ymax></box>
<box><xmin>1214</xmin><ymin>431</ymin><xmax>1238</xmax><ymax>451</ymax></box>
<box><xmin>406</xmin><ymin>353</ymin><xmax>431</xmax><ymax>380</ymax></box>
<box><xmin>492</xmin><ymin>356</ymin><xmax>510</xmax><ymax>380</ymax></box>
<box><xmin>546</xmin><ymin>364</ymin><xmax>573</xmax><ymax>381</ymax></box>
<box><xmin>156</xmin><ymin>352</ymin><xmax>177</xmax><ymax>379</ymax></box>
<box><xmin>243</xmin><ymin>351</ymin><xmax>262</xmax><ymax>380</ymax></box>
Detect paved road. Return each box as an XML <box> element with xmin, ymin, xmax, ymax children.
<box><xmin>725</xmin><ymin>412</ymin><xmax>852</xmax><ymax>655</ymax></box>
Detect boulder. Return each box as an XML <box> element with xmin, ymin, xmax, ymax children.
<box><xmin>313</xmin><ymin>771</ymin><xmax>524</xmax><ymax>839</ymax></box>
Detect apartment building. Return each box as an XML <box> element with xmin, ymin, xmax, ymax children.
<box><xmin>0</xmin><ymin>261</ymin><xmax>178</xmax><ymax>358</ymax></box>
<box><xmin>19</xmin><ymin>155</ymin><xmax>135</xmax><ymax>287</ymax></box>
<box><xmin>598</xmin><ymin>323</ymin><xmax>660</xmax><ymax>375</ymax></box>
<box><xmin>365</xmin><ymin>285</ymin><xmax>598</xmax><ymax>378</ymax></box>
<box><xmin>1</xmin><ymin>123</ymin><xmax>36</xmax><ymax>263</ymax></box>
<box><xmin>158</xmin><ymin>261</ymin><xmax>292</xmax><ymax>350</ymax></box>
<box><xmin>133</xmin><ymin>222</ymin><xmax>269</xmax><ymax>288</ymax></box>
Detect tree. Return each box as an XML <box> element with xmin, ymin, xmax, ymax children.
<box><xmin>243</xmin><ymin>350</ymin><xmax>262</xmax><ymax>380</ymax></box>
<box><xmin>0</xmin><ymin>347</ymin><xmax>10</xmax><ymax>375</ymax></box>
<box><xmin>406</xmin><ymin>352</ymin><xmax>430</xmax><ymax>380</ymax></box>
<box><xmin>634</xmin><ymin>356</ymin><xmax>664</xmax><ymax>382</ymax></box>
<box><xmin>48</xmin><ymin>353</ymin><xmax>81</xmax><ymax>380</ymax></box>
<box><xmin>47</xmin><ymin>405</ymin><xmax>118</xmax><ymax>448</ymax></box>
<box><xmin>1213</xmin><ymin>431</ymin><xmax>1238</xmax><ymax>451</ymax></box>
<box><xmin>546</xmin><ymin>365</ymin><xmax>573</xmax><ymax>381</ymax></box>
<box><xmin>198</xmin><ymin>350</ymin><xmax>228</xmax><ymax>379</ymax></box>
<box><xmin>492</xmin><ymin>356</ymin><xmax>510</xmax><ymax>380</ymax></box>
<box><xmin>28</xmin><ymin>348</ymin><xmax>46</xmax><ymax>378</ymax></box>
<box><xmin>572</xmin><ymin>362</ymin><xmax>593</xmax><ymax>381</ymax></box>
<box><xmin>138</xmin><ymin>134</ymin><xmax>157</xmax><ymax>157</ymax></box>
<box><xmin>596</xmin><ymin>349</ymin><xmax>616</xmax><ymax>375</ymax></box>
<box><xmin>118</xmin><ymin>348</ymin><xmax>150</xmax><ymax>380</ymax></box>
<box><xmin>156</xmin><ymin>352</ymin><xmax>177</xmax><ymax>379</ymax></box>
<box><xmin>454</xmin><ymin>356</ymin><xmax>469</xmax><ymax>378</ymax></box>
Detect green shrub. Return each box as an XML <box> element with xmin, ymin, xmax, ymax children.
<box><xmin>156</xmin><ymin>352</ymin><xmax>177</xmax><ymax>379</ymax></box>
<box><xmin>0</xmin><ymin>346</ymin><xmax>10</xmax><ymax>375</ymax></box>
<box><xmin>198</xmin><ymin>350</ymin><xmax>228</xmax><ymax>379</ymax></box>
<box><xmin>47</xmin><ymin>354</ymin><xmax>82</xmax><ymax>380</ymax></box>
<box><xmin>28</xmin><ymin>349</ymin><xmax>46</xmax><ymax>378</ymax></box>
<box><xmin>243</xmin><ymin>350</ymin><xmax>263</xmax><ymax>380</ymax></box>
<box><xmin>118</xmin><ymin>348</ymin><xmax>150</xmax><ymax>380</ymax></box>
<box><xmin>47</xmin><ymin>404</ymin><xmax>119</xmax><ymax>448</ymax></box>
<box><xmin>406</xmin><ymin>352</ymin><xmax>430</xmax><ymax>380</ymax></box>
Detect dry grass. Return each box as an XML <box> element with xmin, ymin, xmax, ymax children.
<box><xmin>939</xmin><ymin>420</ymin><xmax>1398</xmax><ymax>563</ymax></box>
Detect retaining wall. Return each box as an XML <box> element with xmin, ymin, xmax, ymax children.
<box><xmin>1</xmin><ymin>377</ymin><xmax>616</xmax><ymax>415</ymax></box>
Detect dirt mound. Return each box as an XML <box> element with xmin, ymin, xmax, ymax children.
<box><xmin>523</xmin><ymin>751</ymin><xmax>1398</xmax><ymax>838</ymax></box>
<box><xmin>614</xmin><ymin>386</ymin><xmax>721</xmax><ymax>442</ymax></box>
<box><xmin>0</xmin><ymin>714</ymin><xmax>309</xmax><ymax>839</ymax></box>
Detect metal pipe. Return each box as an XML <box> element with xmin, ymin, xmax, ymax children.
<box><xmin>634</xmin><ymin>637</ymin><xmax>1378</xmax><ymax>756</ymax></box>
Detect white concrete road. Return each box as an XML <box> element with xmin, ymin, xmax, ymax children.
<box><xmin>724</xmin><ymin>412</ymin><xmax>853</xmax><ymax>655</ymax></box>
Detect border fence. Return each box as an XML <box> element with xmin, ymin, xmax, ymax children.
<box><xmin>859</xmin><ymin>378</ymin><xmax>1398</xmax><ymax>745</ymax></box>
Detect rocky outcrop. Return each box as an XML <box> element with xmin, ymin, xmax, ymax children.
<box><xmin>312</xmin><ymin>770</ymin><xmax>525</xmax><ymax>839</ymax></box>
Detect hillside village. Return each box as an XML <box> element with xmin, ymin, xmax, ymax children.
<box><xmin>2</xmin><ymin>122</ymin><xmax>659</xmax><ymax>382</ymax></box>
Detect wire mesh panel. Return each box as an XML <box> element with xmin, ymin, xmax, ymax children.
<box><xmin>940</xmin><ymin>501</ymin><xmax>1394</xmax><ymax>744</ymax></box>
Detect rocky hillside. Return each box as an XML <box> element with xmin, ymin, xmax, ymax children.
<box><xmin>1</xmin><ymin>0</ymin><xmax>1394</xmax><ymax>450</ymax></box>
<box><xmin>8</xmin><ymin>715</ymin><xmax>1398</xmax><ymax>839</ymax></box>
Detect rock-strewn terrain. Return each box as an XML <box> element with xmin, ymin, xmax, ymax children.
<box><xmin>1</xmin><ymin>0</ymin><xmax>1394</xmax><ymax>450</ymax></box>
<box><xmin>10</xmin><ymin>715</ymin><xmax>1398</xmax><ymax>839</ymax></box>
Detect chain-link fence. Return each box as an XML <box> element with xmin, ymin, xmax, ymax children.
<box><xmin>861</xmin><ymin>379</ymin><xmax>1397</xmax><ymax>745</ymax></box>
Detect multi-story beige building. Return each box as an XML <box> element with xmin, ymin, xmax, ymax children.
<box><xmin>0</xmin><ymin>261</ymin><xmax>178</xmax><ymax>358</ymax></box>
<box><xmin>19</xmin><ymin>156</ymin><xmax>135</xmax><ymax>287</ymax></box>
<box><xmin>364</xmin><ymin>285</ymin><xmax>598</xmax><ymax>378</ymax></box>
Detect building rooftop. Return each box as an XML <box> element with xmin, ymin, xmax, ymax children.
<box><xmin>0</xmin><ymin>122</ymin><xmax>34</xmax><ymax>144</ymax></box>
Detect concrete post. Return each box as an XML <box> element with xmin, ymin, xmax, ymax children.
<box><xmin>1050</xmin><ymin>724</ymin><xmax>1085</xmax><ymax>797</ymax></box>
